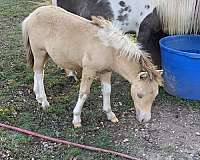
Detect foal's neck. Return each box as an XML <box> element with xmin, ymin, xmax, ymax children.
<box><xmin>113</xmin><ymin>55</ymin><xmax>140</xmax><ymax>83</ymax></box>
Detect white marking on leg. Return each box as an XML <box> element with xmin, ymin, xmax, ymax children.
<box><xmin>34</xmin><ymin>71</ymin><xmax>49</xmax><ymax>108</ymax></box>
<box><xmin>68</xmin><ymin>71</ymin><xmax>78</xmax><ymax>81</ymax></box>
<box><xmin>34</xmin><ymin>72</ymin><xmax>40</xmax><ymax>101</ymax></box>
<box><xmin>34</xmin><ymin>72</ymin><xmax>43</xmax><ymax>104</ymax></box>
<box><xmin>73</xmin><ymin>94</ymin><xmax>87</xmax><ymax>127</ymax></box>
<box><xmin>101</xmin><ymin>81</ymin><xmax>117</xmax><ymax>121</ymax></box>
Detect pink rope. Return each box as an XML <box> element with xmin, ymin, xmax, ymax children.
<box><xmin>0</xmin><ymin>123</ymin><xmax>141</xmax><ymax>160</ymax></box>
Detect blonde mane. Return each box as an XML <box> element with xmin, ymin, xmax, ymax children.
<box><xmin>154</xmin><ymin>0</ymin><xmax>200</xmax><ymax>34</ymax></box>
<box><xmin>91</xmin><ymin>16</ymin><xmax>162</xmax><ymax>84</ymax></box>
<box><xmin>92</xmin><ymin>16</ymin><xmax>143</xmax><ymax>62</ymax></box>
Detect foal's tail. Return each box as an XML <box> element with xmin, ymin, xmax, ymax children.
<box><xmin>22</xmin><ymin>16</ymin><xmax>34</xmax><ymax>69</ymax></box>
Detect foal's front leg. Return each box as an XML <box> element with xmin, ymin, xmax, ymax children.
<box><xmin>73</xmin><ymin>69</ymin><xmax>95</xmax><ymax>128</ymax></box>
<box><xmin>100</xmin><ymin>72</ymin><xmax>118</xmax><ymax>123</ymax></box>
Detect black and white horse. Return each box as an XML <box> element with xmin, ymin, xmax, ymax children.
<box><xmin>52</xmin><ymin>0</ymin><xmax>200</xmax><ymax>68</ymax></box>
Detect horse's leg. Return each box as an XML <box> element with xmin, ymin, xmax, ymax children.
<box><xmin>76</xmin><ymin>67</ymin><xmax>82</xmax><ymax>80</ymax></box>
<box><xmin>65</xmin><ymin>69</ymin><xmax>78</xmax><ymax>81</ymax></box>
<box><xmin>72</xmin><ymin>69</ymin><xmax>95</xmax><ymax>128</ymax></box>
<box><xmin>33</xmin><ymin>50</ymin><xmax>49</xmax><ymax>109</ymax></box>
<box><xmin>52</xmin><ymin>0</ymin><xmax>57</xmax><ymax>6</ymax></box>
<box><xmin>100</xmin><ymin>72</ymin><xmax>118</xmax><ymax>123</ymax></box>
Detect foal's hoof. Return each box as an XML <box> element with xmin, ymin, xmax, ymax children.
<box><xmin>42</xmin><ymin>101</ymin><xmax>50</xmax><ymax>110</ymax></box>
<box><xmin>68</xmin><ymin>76</ymin><xmax>77</xmax><ymax>83</ymax></box>
<box><xmin>36</xmin><ymin>97</ymin><xmax>43</xmax><ymax>104</ymax></box>
<box><xmin>73</xmin><ymin>123</ymin><xmax>81</xmax><ymax>128</ymax></box>
<box><xmin>111</xmin><ymin>117</ymin><xmax>119</xmax><ymax>123</ymax></box>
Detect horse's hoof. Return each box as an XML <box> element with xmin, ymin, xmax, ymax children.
<box><xmin>74</xmin><ymin>123</ymin><xmax>81</xmax><ymax>128</ymax></box>
<box><xmin>68</xmin><ymin>76</ymin><xmax>77</xmax><ymax>83</ymax></box>
<box><xmin>42</xmin><ymin>101</ymin><xmax>50</xmax><ymax>109</ymax></box>
<box><xmin>111</xmin><ymin>117</ymin><xmax>119</xmax><ymax>123</ymax></box>
<box><xmin>36</xmin><ymin>97</ymin><xmax>43</xmax><ymax>104</ymax></box>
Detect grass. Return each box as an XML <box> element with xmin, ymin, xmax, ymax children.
<box><xmin>0</xmin><ymin>1</ymin><xmax>122</xmax><ymax>159</ymax></box>
<box><xmin>0</xmin><ymin>0</ymin><xmax>200</xmax><ymax>160</ymax></box>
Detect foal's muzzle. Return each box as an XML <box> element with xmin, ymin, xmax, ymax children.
<box><xmin>135</xmin><ymin>108</ymin><xmax>151</xmax><ymax>123</ymax></box>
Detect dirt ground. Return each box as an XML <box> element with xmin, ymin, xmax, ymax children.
<box><xmin>101</xmin><ymin>75</ymin><xmax>200</xmax><ymax>160</ymax></box>
<box><xmin>0</xmin><ymin>0</ymin><xmax>200</xmax><ymax>160</ymax></box>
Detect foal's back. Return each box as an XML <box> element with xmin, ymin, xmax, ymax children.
<box><xmin>25</xmin><ymin>6</ymin><xmax>112</xmax><ymax>70</ymax></box>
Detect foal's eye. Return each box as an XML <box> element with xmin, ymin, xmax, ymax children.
<box><xmin>137</xmin><ymin>93</ymin><xmax>144</xmax><ymax>99</ymax></box>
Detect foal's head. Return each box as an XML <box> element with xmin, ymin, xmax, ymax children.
<box><xmin>91</xmin><ymin>16</ymin><xmax>163</xmax><ymax>122</ymax></box>
<box><xmin>131</xmin><ymin>70</ymin><xmax>162</xmax><ymax>122</ymax></box>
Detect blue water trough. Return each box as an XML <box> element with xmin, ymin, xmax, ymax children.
<box><xmin>160</xmin><ymin>35</ymin><xmax>200</xmax><ymax>100</ymax></box>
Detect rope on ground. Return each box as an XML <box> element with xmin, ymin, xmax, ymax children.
<box><xmin>0</xmin><ymin>123</ymin><xmax>141</xmax><ymax>160</ymax></box>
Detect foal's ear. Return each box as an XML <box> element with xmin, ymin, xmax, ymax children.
<box><xmin>156</xmin><ymin>70</ymin><xmax>164</xmax><ymax>86</ymax></box>
<box><xmin>137</xmin><ymin>72</ymin><xmax>149</xmax><ymax>81</ymax></box>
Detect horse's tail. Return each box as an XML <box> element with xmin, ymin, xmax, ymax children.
<box><xmin>22</xmin><ymin>16</ymin><xmax>34</xmax><ymax>69</ymax></box>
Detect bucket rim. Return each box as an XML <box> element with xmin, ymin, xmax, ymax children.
<box><xmin>159</xmin><ymin>35</ymin><xmax>200</xmax><ymax>59</ymax></box>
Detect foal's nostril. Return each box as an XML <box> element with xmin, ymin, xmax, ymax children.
<box><xmin>137</xmin><ymin>93</ymin><xmax>144</xmax><ymax>99</ymax></box>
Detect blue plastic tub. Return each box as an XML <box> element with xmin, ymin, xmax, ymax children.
<box><xmin>159</xmin><ymin>35</ymin><xmax>200</xmax><ymax>100</ymax></box>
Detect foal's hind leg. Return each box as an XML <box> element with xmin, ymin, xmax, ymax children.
<box><xmin>65</xmin><ymin>67</ymin><xmax>82</xmax><ymax>81</ymax></box>
<box><xmin>65</xmin><ymin>69</ymin><xmax>78</xmax><ymax>82</ymax></box>
<box><xmin>33</xmin><ymin>50</ymin><xmax>49</xmax><ymax>109</ymax></box>
<box><xmin>100</xmin><ymin>72</ymin><xmax>118</xmax><ymax>123</ymax></box>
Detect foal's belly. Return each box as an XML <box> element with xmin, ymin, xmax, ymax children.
<box><xmin>46</xmin><ymin>45</ymin><xmax>82</xmax><ymax>72</ymax></box>
<box><xmin>49</xmin><ymin>50</ymin><xmax>113</xmax><ymax>76</ymax></box>
<box><xmin>50</xmin><ymin>53</ymin><xmax>81</xmax><ymax>71</ymax></box>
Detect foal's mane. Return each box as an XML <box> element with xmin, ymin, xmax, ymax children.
<box><xmin>91</xmin><ymin>16</ymin><xmax>162</xmax><ymax>84</ymax></box>
<box><xmin>91</xmin><ymin>16</ymin><xmax>142</xmax><ymax>62</ymax></box>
